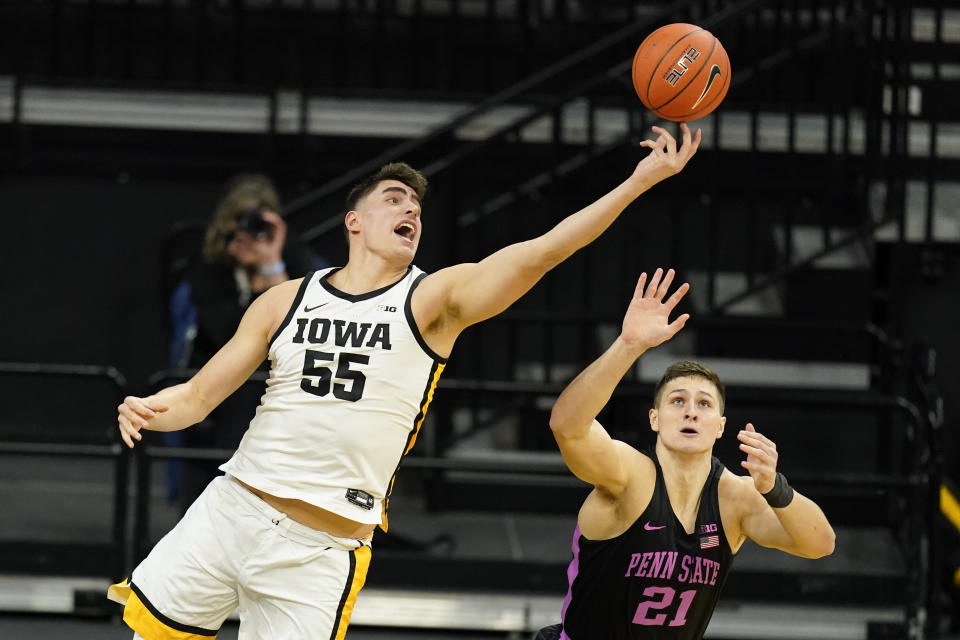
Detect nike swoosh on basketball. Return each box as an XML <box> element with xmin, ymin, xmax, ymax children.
<box><xmin>691</xmin><ymin>64</ymin><xmax>722</xmax><ymax>110</ymax></box>
<box><xmin>303</xmin><ymin>302</ymin><xmax>329</xmax><ymax>312</ymax></box>
<box><xmin>644</xmin><ymin>522</ymin><xmax>666</xmax><ymax>531</ymax></box>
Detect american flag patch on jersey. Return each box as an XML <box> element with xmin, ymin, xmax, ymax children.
<box><xmin>700</xmin><ymin>535</ymin><xmax>720</xmax><ymax>549</ymax></box>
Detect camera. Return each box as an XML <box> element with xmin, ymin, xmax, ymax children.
<box><xmin>233</xmin><ymin>205</ymin><xmax>274</xmax><ymax>240</ymax></box>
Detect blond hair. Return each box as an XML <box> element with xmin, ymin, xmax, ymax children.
<box><xmin>203</xmin><ymin>174</ymin><xmax>280</xmax><ymax>265</ymax></box>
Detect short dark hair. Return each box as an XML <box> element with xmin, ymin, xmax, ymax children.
<box><xmin>343</xmin><ymin>162</ymin><xmax>427</xmax><ymax>243</ymax></box>
<box><xmin>652</xmin><ymin>360</ymin><xmax>726</xmax><ymax>413</ymax></box>
<box><xmin>345</xmin><ymin>162</ymin><xmax>427</xmax><ymax>212</ymax></box>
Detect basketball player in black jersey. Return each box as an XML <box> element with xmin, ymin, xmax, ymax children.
<box><xmin>539</xmin><ymin>268</ymin><xmax>836</xmax><ymax>640</ymax></box>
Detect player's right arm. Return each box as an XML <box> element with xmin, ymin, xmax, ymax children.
<box><xmin>550</xmin><ymin>270</ymin><xmax>689</xmax><ymax>495</ymax></box>
<box><xmin>116</xmin><ymin>279</ymin><xmax>299</xmax><ymax>448</ymax></box>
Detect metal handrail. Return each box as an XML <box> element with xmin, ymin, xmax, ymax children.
<box><xmin>0</xmin><ymin>361</ymin><xmax>127</xmax><ymax>389</ymax></box>
<box><xmin>0</xmin><ymin>362</ymin><xmax>130</xmax><ymax>578</ymax></box>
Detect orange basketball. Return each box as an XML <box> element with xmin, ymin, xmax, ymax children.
<box><xmin>632</xmin><ymin>23</ymin><xmax>731</xmax><ymax>122</ymax></box>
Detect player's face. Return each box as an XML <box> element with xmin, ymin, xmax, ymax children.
<box><xmin>349</xmin><ymin>180</ymin><xmax>422</xmax><ymax>261</ymax></box>
<box><xmin>648</xmin><ymin>376</ymin><xmax>725</xmax><ymax>453</ymax></box>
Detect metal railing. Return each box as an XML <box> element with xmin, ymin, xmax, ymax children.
<box><xmin>0</xmin><ymin>363</ymin><xmax>130</xmax><ymax>579</ymax></box>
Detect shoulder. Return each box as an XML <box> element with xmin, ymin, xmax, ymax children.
<box><xmin>416</xmin><ymin>263</ymin><xmax>473</xmax><ymax>296</ymax></box>
<box><xmin>617</xmin><ymin>446</ymin><xmax>657</xmax><ymax>502</ymax></box>
<box><xmin>717</xmin><ymin>467</ymin><xmax>757</xmax><ymax>553</ymax></box>
<box><xmin>718</xmin><ymin>467</ymin><xmax>754</xmax><ymax>501</ymax></box>
<box><xmin>718</xmin><ymin>467</ymin><xmax>767</xmax><ymax>529</ymax></box>
<box><xmin>578</xmin><ymin>445</ymin><xmax>656</xmax><ymax>539</ymax></box>
<box><xmin>629</xmin><ymin>447</ymin><xmax>656</xmax><ymax>477</ymax></box>
<box><xmin>409</xmin><ymin>264</ymin><xmax>476</xmax><ymax>344</ymax></box>
<box><xmin>251</xmin><ymin>277</ymin><xmax>306</xmax><ymax>313</ymax></box>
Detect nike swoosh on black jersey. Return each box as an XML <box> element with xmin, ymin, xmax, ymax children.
<box><xmin>303</xmin><ymin>302</ymin><xmax>329</xmax><ymax>312</ymax></box>
<box><xmin>691</xmin><ymin>64</ymin><xmax>722</xmax><ymax>110</ymax></box>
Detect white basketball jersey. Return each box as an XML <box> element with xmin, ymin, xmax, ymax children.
<box><xmin>220</xmin><ymin>266</ymin><xmax>445</xmax><ymax>527</ymax></box>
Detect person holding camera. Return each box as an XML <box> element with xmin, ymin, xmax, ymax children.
<box><xmin>172</xmin><ymin>174</ymin><xmax>327</xmax><ymax>510</ymax></box>
<box><xmin>188</xmin><ymin>174</ymin><xmax>326</xmax><ymax>366</ymax></box>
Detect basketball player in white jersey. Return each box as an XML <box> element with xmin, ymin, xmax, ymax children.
<box><xmin>111</xmin><ymin>123</ymin><xmax>701</xmax><ymax>640</ymax></box>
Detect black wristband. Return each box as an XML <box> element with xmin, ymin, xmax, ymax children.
<box><xmin>762</xmin><ymin>472</ymin><xmax>795</xmax><ymax>508</ymax></box>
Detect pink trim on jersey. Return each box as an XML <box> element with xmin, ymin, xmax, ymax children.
<box><xmin>560</xmin><ymin>525</ymin><xmax>582</xmax><ymax>624</ymax></box>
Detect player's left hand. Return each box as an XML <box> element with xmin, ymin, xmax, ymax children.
<box><xmin>620</xmin><ymin>268</ymin><xmax>690</xmax><ymax>351</ymax></box>
<box><xmin>632</xmin><ymin>122</ymin><xmax>702</xmax><ymax>187</ymax></box>
<box><xmin>737</xmin><ymin>423</ymin><xmax>778</xmax><ymax>494</ymax></box>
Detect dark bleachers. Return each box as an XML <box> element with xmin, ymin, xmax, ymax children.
<box><xmin>0</xmin><ymin>0</ymin><xmax>957</xmax><ymax>636</ymax></box>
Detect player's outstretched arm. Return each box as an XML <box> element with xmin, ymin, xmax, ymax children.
<box><xmin>735</xmin><ymin>424</ymin><xmax>836</xmax><ymax>558</ymax></box>
<box><xmin>418</xmin><ymin>124</ymin><xmax>701</xmax><ymax>343</ymax></box>
<box><xmin>116</xmin><ymin>280</ymin><xmax>294</xmax><ymax>448</ymax></box>
<box><xmin>550</xmin><ymin>270</ymin><xmax>690</xmax><ymax>494</ymax></box>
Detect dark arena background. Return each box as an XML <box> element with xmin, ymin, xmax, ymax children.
<box><xmin>1</xmin><ymin>1</ymin><xmax>959</xmax><ymax>639</ymax></box>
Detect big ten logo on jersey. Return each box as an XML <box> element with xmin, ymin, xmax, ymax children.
<box><xmin>376</xmin><ymin>304</ymin><xmax>397</xmax><ymax>313</ymax></box>
<box><xmin>664</xmin><ymin>47</ymin><xmax>700</xmax><ymax>86</ymax></box>
<box><xmin>290</xmin><ymin>317</ymin><xmax>393</xmax><ymax>403</ymax></box>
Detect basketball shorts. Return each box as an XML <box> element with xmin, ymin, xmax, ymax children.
<box><xmin>107</xmin><ymin>474</ymin><xmax>372</xmax><ymax>640</ymax></box>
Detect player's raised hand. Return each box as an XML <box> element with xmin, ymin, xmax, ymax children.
<box><xmin>620</xmin><ymin>268</ymin><xmax>690</xmax><ymax>351</ymax></box>
<box><xmin>738</xmin><ymin>423</ymin><xmax>779</xmax><ymax>494</ymax></box>
<box><xmin>117</xmin><ymin>395</ymin><xmax>168</xmax><ymax>448</ymax></box>
<box><xmin>633</xmin><ymin>122</ymin><xmax>702</xmax><ymax>186</ymax></box>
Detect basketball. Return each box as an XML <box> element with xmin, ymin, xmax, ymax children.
<box><xmin>632</xmin><ymin>23</ymin><xmax>731</xmax><ymax>122</ymax></box>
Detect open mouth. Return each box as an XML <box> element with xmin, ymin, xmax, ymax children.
<box><xmin>394</xmin><ymin>221</ymin><xmax>416</xmax><ymax>241</ymax></box>
<box><xmin>680</xmin><ymin>428</ymin><xmax>699</xmax><ymax>435</ymax></box>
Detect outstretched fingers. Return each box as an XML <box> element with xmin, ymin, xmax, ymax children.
<box><xmin>663</xmin><ymin>281</ymin><xmax>690</xmax><ymax>311</ymax></box>
<box><xmin>651</xmin><ymin>126</ymin><xmax>677</xmax><ymax>156</ymax></box>
<box><xmin>639</xmin><ymin>132</ymin><xmax>667</xmax><ymax>153</ymax></box>
<box><xmin>673</xmin><ymin>122</ymin><xmax>702</xmax><ymax>165</ymax></box>
<box><xmin>667</xmin><ymin>312</ymin><xmax>690</xmax><ymax>337</ymax></box>
<box><xmin>632</xmin><ymin>272</ymin><xmax>648</xmax><ymax>300</ymax></box>
<box><xmin>655</xmin><ymin>268</ymin><xmax>675</xmax><ymax>299</ymax></box>
<box><xmin>644</xmin><ymin>268</ymin><xmax>664</xmax><ymax>298</ymax></box>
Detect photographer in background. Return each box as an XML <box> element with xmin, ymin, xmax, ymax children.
<box><xmin>190</xmin><ymin>174</ymin><xmax>326</xmax><ymax>363</ymax></box>
<box><xmin>171</xmin><ymin>174</ymin><xmax>326</xmax><ymax>510</ymax></box>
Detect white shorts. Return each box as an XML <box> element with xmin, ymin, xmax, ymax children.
<box><xmin>108</xmin><ymin>475</ymin><xmax>372</xmax><ymax>640</ymax></box>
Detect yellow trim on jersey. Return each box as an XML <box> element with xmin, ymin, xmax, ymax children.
<box><xmin>123</xmin><ymin>589</ymin><xmax>217</xmax><ymax>639</ymax></box>
<box><xmin>107</xmin><ymin>578</ymin><xmax>131</xmax><ymax>604</ymax></box>
<box><xmin>331</xmin><ymin>545</ymin><xmax>372</xmax><ymax>640</ymax></box>
<box><xmin>405</xmin><ymin>362</ymin><xmax>445</xmax><ymax>455</ymax></box>
<box><xmin>942</xmin><ymin>484</ymin><xmax>960</xmax><ymax>532</ymax></box>
<box><xmin>380</xmin><ymin>362</ymin><xmax>445</xmax><ymax>531</ymax></box>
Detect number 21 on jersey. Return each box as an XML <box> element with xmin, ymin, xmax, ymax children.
<box><xmin>633</xmin><ymin>587</ymin><xmax>696</xmax><ymax>627</ymax></box>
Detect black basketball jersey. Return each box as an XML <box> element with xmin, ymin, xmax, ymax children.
<box><xmin>560</xmin><ymin>449</ymin><xmax>734</xmax><ymax>640</ymax></box>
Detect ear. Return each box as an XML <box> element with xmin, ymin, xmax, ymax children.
<box><xmin>649</xmin><ymin>408</ymin><xmax>659</xmax><ymax>433</ymax></box>
<box><xmin>716</xmin><ymin>415</ymin><xmax>726</xmax><ymax>440</ymax></box>
<box><xmin>344</xmin><ymin>210</ymin><xmax>360</xmax><ymax>233</ymax></box>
